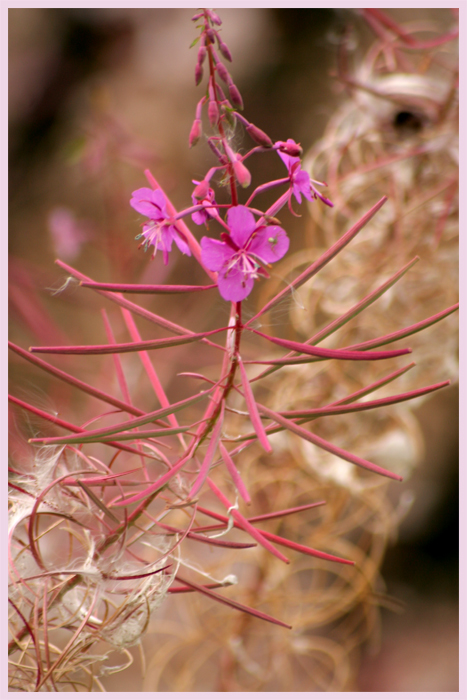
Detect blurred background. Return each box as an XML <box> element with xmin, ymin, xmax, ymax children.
<box><xmin>9</xmin><ymin>8</ymin><xmax>458</xmax><ymax>692</ymax></box>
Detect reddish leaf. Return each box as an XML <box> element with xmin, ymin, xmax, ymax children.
<box><xmin>207</xmin><ymin>478</ymin><xmax>289</xmax><ymax>563</ymax></box>
<box><xmin>174</xmin><ymin>574</ymin><xmax>292</xmax><ymax>629</ymax></box>
<box><xmin>30</xmin><ymin>326</ymin><xmax>232</xmax><ymax>356</ymax></box>
<box><xmin>246</xmin><ymin>196</ymin><xmax>388</xmax><ymax>325</ymax></box>
<box><xmin>189</xmin><ymin>402</ymin><xmax>225</xmax><ymax>498</ymax></box>
<box><xmin>80</xmin><ymin>281</ymin><xmax>217</xmax><ymax>294</ymax></box>
<box><xmin>219</xmin><ymin>442</ymin><xmax>251</xmax><ymax>504</ymax></box>
<box><xmin>257</xmin><ymin>403</ymin><xmax>403</xmax><ymax>481</ymax></box>
<box><xmin>343</xmin><ymin>303</ymin><xmax>459</xmax><ymax>351</ymax></box>
<box><xmin>238</xmin><ymin>357</ymin><xmax>272</xmax><ymax>453</ymax></box>
<box><xmin>251</xmin><ymin>329</ymin><xmax>411</xmax><ymax>361</ymax></box>
<box><xmin>27</xmin><ymin>388</ymin><xmax>212</xmax><ymax>444</ymax></box>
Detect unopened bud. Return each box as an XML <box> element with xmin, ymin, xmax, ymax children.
<box><xmin>192</xmin><ymin>180</ymin><xmax>209</xmax><ymax>200</ymax></box>
<box><xmin>228</xmin><ymin>82</ymin><xmax>243</xmax><ymax>110</ymax></box>
<box><xmin>195</xmin><ymin>62</ymin><xmax>203</xmax><ymax>86</ymax></box>
<box><xmin>277</xmin><ymin>140</ymin><xmax>303</xmax><ymax>157</ymax></box>
<box><xmin>206</xmin><ymin>28</ymin><xmax>216</xmax><ymax>44</ymax></box>
<box><xmin>224</xmin><ymin>142</ymin><xmax>251</xmax><ymax>188</ymax></box>
<box><xmin>189</xmin><ymin>119</ymin><xmax>202</xmax><ymax>148</ymax></box>
<box><xmin>216</xmin><ymin>62</ymin><xmax>230</xmax><ymax>85</ymax></box>
<box><xmin>197</xmin><ymin>45</ymin><xmax>207</xmax><ymax>65</ymax></box>
<box><xmin>233</xmin><ymin>158</ymin><xmax>251</xmax><ymax>188</ymax></box>
<box><xmin>218</xmin><ymin>41</ymin><xmax>232</xmax><ymax>62</ymax></box>
<box><xmin>246</xmin><ymin>123</ymin><xmax>273</xmax><ymax>148</ymax></box>
<box><xmin>208</xmin><ymin>100</ymin><xmax>219</xmax><ymax>127</ymax></box>
<box><xmin>209</xmin><ymin>11</ymin><xmax>222</xmax><ymax>26</ymax></box>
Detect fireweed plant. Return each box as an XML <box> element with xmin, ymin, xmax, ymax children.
<box><xmin>8</xmin><ymin>9</ymin><xmax>458</xmax><ymax>691</ymax></box>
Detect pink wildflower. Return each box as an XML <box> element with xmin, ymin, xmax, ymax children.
<box><xmin>277</xmin><ymin>139</ymin><xmax>333</xmax><ymax>207</ymax></box>
<box><xmin>201</xmin><ymin>205</ymin><xmax>289</xmax><ymax>302</ymax></box>
<box><xmin>130</xmin><ymin>188</ymin><xmax>191</xmax><ymax>264</ymax></box>
<box><xmin>276</xmin><ymin>139</ymin><xmax>313</xmax><ymax>204</ymax></box>
<box><xmin>191</xmin><ymin>180</ymin><xmax>218</xmax><ymax>226</ymax></box>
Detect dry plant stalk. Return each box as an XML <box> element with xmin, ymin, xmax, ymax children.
<box><xmin>9</xmin><ymin>9</ymin><xmax>458</xmax><ymax>692</ymax></box>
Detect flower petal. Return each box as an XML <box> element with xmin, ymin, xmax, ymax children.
<box><xmin>201</xmin><ymin>237</ymin><xmax>231</xmax><ymax>272</ymax></box>
<box><xmin>158</xmin><ymin>226</ymin><xmax>173</xmax><ymax>252</ymax></box>
<box><xmin>248</xmin><ymin>226</ymin><xmax>289</xmax><ymax>263</ymax></box>
<box><xmin>172</xmin><ymin>227</ymin><xmax>192</xmax><ymax>256</ymax></box>
<box><xmin>227</xmin><ymin>205</ymin><xmax>257</xmax><ymax>248</ymax></box>
<box><xmin>293</xmin><ymin>170</ymin><xmax>312</xmax><ymax>202</ymax></box>
<box><xmin>130</xmin><ymin>188</ymin><xmax>163</xmax><ymax>219</ymax></box>
<box><xmin>217</xmin><ymin>265</ymin><xmax>255</xmax><ymax>302</ymax></box>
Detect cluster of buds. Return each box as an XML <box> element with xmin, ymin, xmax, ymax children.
<box><xmin>131</xmin><ymin>9</ymin><xmax>333</xmax><ymax>303</ymax></box>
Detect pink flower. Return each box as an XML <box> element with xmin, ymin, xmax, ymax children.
<box><xmin>276</xmin><ymin>139</ymin><xmax>312</xmax><ymax>204</ymax></box>
<box><xmin>277</xmin><ymin>139</ymin><xmax>334</xmax><ymax>208</ymax></box>
<box><xmin>130</xmin><ymin>188</ymin><xmax>191</xmax><ymax>264</ymax></box>
<box><xmin>201</xmin><ymin>205</ymin><xmax>289</xmax><ymax>302</ymax></box>
<box><xmin>191</xmin><ymin>181</ymin><xmax>218</xmax><ymax>226</ymax></box>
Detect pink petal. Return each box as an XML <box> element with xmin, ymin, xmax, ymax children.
<box><xmin>130</xmin><ymin>188</ymin><xmax>163</xmax><ymax>218</ymax></box>
<box><xmin>227</xmin><ymin>205</ymin><xmax>257</xmax><ymax>248</ymax></box>
<box><xmin>248</xmin><ymin>226</ymin><xmax>289</xmax><ymax>263</ymax></box>
<box><xmin>201</xmin><ymin>237</ymin><xmax>231</xmax><ymax>272</ymax></box>
<box><xmin>217</xmin><ymin>265</ymin><xmax>254</xmax><ymax>302</ymax></box>
<box><xmin>172</xmin><ymin>227</ymin><xmax>192</xmax><ymax>256</ymax></box>
<box><xmin>293</xmin><ymin>170</ymin><xmax>312</xmax><ymax>202</ymax></box>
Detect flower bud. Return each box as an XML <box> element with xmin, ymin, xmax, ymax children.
<box><xmin>189</xmin><ymin>119</ymin><xmax>202</xmax><ymax>148</ymax></box>
<box><xmin>209</xmin><ymin>10</ymin><xmax>222</xmax><ymax>26</ymax></box>
<box><xmin>195</xmin><ymin>61</ymin><xmax>203</xmax><ymax>86</ymax></box>
<box><xmin>208</xmin><ymin>100</ymin><xmax>219</xmax><ymax>127</ymax></box>
<box><xmin>228</xmin><ymin>82</ymin><xmax>243</xmax><ymax>110</ymax></box>
<box><xmin>206</xmin><ymin>28</ymin><xmax>216</xmax><ymax>44</ymax></box>
<box><xmin>246</xmin><ymin>123</ymin><xmax>273</xmax><ymax>148</ymax></box>
<box><xmin>218</xmin><ymin>41</ymin><xmax>232</xmax><ymax>62</ymax></box>
<box><xmin>232</xmin><ymin>158</ymin><xmax>251</xmax><ymax>188</ymax></box>
<box><xmin>277</xmin><ymin>140</ymin><xmax>303</xmax><ymax>157</ymax></box>
<box><xmin>216</xmin><ymin>62</ymin><xmax>230</xmax><ymax>85</ymax></box>
<box><xmin>197</xmin><ymin>45</ymin><xmax>207</xmax><ymax>65</ymax></box>
<box><xmin>225</xmin><ymin>142</ymin><xmax>251</xmax><ymax>188</ymax></box>
<box><xmin>192</xmin><ymin>180</ymin><xmax>209</xmax><ymax>200</ymax></box>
